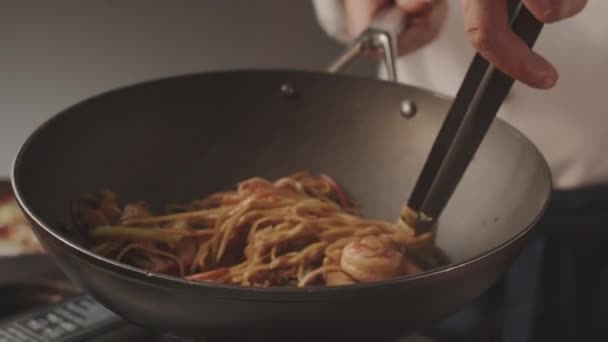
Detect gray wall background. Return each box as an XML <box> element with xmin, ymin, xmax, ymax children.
<box><xmin>0</xmin><ymin>1</ymin><xmax>373</xmax><ymax>177</ymax></box>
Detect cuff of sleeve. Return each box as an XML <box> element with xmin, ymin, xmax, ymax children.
<box><xmin>312</xmin><ymin>0</ymin><xmax>351</xmax><ymax>43</ymax></box>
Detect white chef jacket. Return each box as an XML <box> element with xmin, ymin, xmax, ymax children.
<box><xmin>313</xmin><ymin>0</ymin><xmax>608</xmax><ymax>189</ymax></box>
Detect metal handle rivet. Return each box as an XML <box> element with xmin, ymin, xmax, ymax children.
<box><xmin>280</xmin><ymin>83</ymin><xmax>298</xmax><ymax>99</ymax></box>
<box><xmin>400</xmin><ymin>100</ymin><xmax>417</xmax><ymax>118</ymax></box>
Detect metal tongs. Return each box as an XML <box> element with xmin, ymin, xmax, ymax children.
<box><xmin>327</xmin><ymin>1</ymin><xmax>545</xmax><ymax>234</ymax></box>
<box><xmin>408</xmin><ymin>1</ymin><xmax>544</xmax><ymax>233</ymax></box>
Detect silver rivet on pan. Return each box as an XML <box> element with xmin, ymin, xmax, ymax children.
<box><xmin>400</xmin><ymin>100</ymin><xmax>417</xmax><ymax>118</ymax></box>
<box><xmin>280</xmin><ymin>83</ymin><xmax>298</xmax><ymax>99</ymax></box>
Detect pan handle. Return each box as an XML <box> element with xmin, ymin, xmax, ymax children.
<box><xmin>326</xmin><ymin>6</ymin><xmax>407</xmax><ymax>82</ymax></box>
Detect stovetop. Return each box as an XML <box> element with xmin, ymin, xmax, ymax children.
<box><xmin>0</xmin><ymin>255</ymin><xmax>156</xmax><ymax>342</ymax></box>
<box><xmin>0</xmin><ymin>255</ymin><xmax>436</xmax><ymax>342</ymax></box>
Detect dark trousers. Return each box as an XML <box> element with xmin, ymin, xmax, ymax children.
<box><xmin>426</xmin><ymin>186</ymin><xmax>608</xmax><ymax>342</ymax></box>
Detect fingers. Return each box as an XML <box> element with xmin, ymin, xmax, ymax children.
<box><xmin>343</xmin><ymin>0</ymin><xmax>448</xmax><ymax>56</ymax></box>
<box><xmin>461</xmin><ymin>0</ymin><xmax>588</xmax><ymax>89</ymax></box>
<box><xmin>395</xmin><ymin>0</ymin><xmax>448</xmax><ymax>55</ymax></box>
<box><xmin>343</xmin><ymin>0</ymin><xmax>390</xmax><ymax>38</ymax></box>
<box><xmin>395</xmin><ymin>0</ymin><xmax>438</xmax><ymax>13</ymax></box>
<box><xmin>342</xmin><ymin>0</ymin><xmax>447</xmax><ymax>57</ymax></box>
<box><xmin>461</xmin><ymin>0</ymin><xmax>558</xmax><ymax>89</ymax></box>
<box><xmin>523</xmin><ymin>0</ymin><xmax>588</xmax><ymax>23</ymax></box>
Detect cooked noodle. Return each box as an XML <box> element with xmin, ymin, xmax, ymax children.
<box><xmin>70</xmin><ymin>171</ymin><xmax>439</xmax><ymax>287</ymax></box>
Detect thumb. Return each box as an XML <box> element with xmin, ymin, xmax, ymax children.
<box><xmin>344</xmin><ymin>0</ymin><xmax>391</xmax><ymax>38</ymax></box>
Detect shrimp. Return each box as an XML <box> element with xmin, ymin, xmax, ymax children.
<box><xmin>340</xmin><ymin>236</ymin><xmax>404</xmax><ymax>283</ymax></box>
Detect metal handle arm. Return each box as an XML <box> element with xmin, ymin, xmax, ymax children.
<box><xmin>327</xmin><ymin>6</ymin><xmax>406</xmax><ymax>82</ymax></box>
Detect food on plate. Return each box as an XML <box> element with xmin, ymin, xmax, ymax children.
<box><xmin>0</xmin><ymin>186</ymin><xmax>43</xmax><ymax>256</ymax></box>
<box><xmin>71</xmin><ymin>172</ymin><xmax>442</xmax><ymax>287</ymax></box>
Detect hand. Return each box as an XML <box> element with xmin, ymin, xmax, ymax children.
<box><xmin>343</xmin><ymin>0</ymin><xmax>448</xmax><ymax>56</ymax></box>
<box><xmin>461</xmin><ymin>0</ymin><xmax>588</xmax><ymax>89</ymax></box>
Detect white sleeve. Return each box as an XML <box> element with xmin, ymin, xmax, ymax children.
<box><xmin>311</xmin><ymin>0</ymin><xmax>351</xmax><ymax>43</ymax></box>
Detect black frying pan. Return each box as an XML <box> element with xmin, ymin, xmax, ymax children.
<box><xmin>10</xmin><ymin>5</ymin><xmax>551</xmax><ymax>342</ymax></box>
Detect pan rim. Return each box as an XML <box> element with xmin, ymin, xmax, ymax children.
<box><xmin>10</xmin><ymin>69</ymin><xmax>553</xmax><ymax>299</ymax></box>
